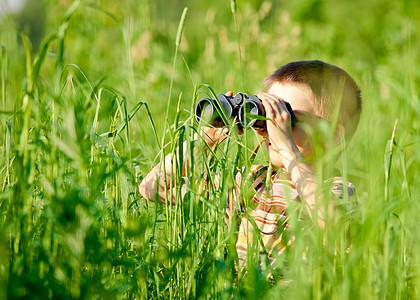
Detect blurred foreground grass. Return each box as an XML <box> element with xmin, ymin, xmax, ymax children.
<box><xmin>0</xmin><ymin>0</ymin><xmax>420</xmax><ymax>298</ymax></box>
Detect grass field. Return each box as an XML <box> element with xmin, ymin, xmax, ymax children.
<box><xmin>1</xmin><ymin>0</ymin><xmax>420</xmax><ymax>298</ymax></box>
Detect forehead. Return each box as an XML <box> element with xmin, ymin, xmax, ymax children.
<box><xmin>267</xmin><ymin>82</ymin><xmax>317</xmax><ymax>115</ymax></box>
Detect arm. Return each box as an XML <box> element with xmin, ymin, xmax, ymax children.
<box><xmin>139</xmin><ymin>126</ymin><xmax>231</xmax><ymax>204</ymax></box>
<box><xmin>258</xmin><ymin>92</ymin><xmax>322</xmax><ymax>224</ymax></box>
<box><xmin>140</xmin><ymin>91</ymin><xmax>242</xmax><ymax>204</ymax></box>
<box><xmin>275</xmin><ymin>140</ymin><xmax>322</xmax><ymax>221</ymax></box>
<box><xmin>139</xmin><ymin>151</ymin><xmax>180</xmax><ymax>204</ymax></box>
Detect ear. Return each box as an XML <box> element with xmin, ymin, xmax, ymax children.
<box><xmin>333</xmin><ymin>124</ymin><xmax>346</xmax><ymax>146</ymax></box>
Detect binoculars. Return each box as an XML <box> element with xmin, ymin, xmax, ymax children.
<box><xmin>194</xmin><ymin>93</ymin><xmax>296</xmax><ymax>130</ymax></box>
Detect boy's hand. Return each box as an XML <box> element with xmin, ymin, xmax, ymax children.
<box><xmin>258</xmin><ymin>92</ymin><xmax>295</xmax><ymax>150</ymax></box>
<box><xmin>201</xmin><ymin>127</ymin><xmax>230</xmax><ymax>148</ymax></box>
<box><xmin>226</xmin><ymin>91</ymin><xmax>234</xmax><ymax>98</ymax></box>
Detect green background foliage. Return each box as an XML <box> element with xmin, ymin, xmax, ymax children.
<box><xmin>0</xmin><ymin>0</ymin><xmax>419</xmax><ymax>298</ymax></box>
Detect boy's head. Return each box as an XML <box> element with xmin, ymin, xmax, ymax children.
<box><xmin>263</xmin><ymin>60</ymin><xmax>362</xmax><ymax>142</ymax></box>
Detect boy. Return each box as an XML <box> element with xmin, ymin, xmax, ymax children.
<box><xmin>139</xmin><ymin>60</ymin><xmax>362</xmax><ymax>280</ymax></box>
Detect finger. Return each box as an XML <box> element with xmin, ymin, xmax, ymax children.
<box><xmin>259</xmin><ymin>92</ymin><xmax>280</xmax><ymax>108</ymax></box>
<box><xmin>259</xmin><ymin>93</ymin><xmax>279</xmax><ymax>120</ymax></box>
<box><xmin>259</xmin><ymin>92</ymin><xmax>290</xmax><ymax>122</ymax></box>
<box><xmin>273</xmin><ymin>98</ymin><xmax>292</xmax><ymax>124</ymax></box>
<box><xmin>260</xmin><ymin>97</ymin><xmax>274</xmax><ymax>118</ymax></box>
<box><xmin>226</xmin><ymin>91</ymin><xmax>234</xmax><ymax>97</ymax></box>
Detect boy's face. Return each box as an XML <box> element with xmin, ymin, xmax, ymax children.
<box><xmin>258</xmin><ymin>82</ymin><xmax>325</xmax><ymax>168</ymax></box>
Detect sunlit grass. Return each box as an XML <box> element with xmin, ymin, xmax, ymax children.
<box><xmin>0</xmin><ymin>0</ymin><xmax>419</xmax><ymax>299</ymax></box>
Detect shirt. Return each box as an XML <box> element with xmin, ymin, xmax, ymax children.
<box><xmin>227</xmin><ymin>165</ymin><xmax>356</xmax><ymax>281</ymax></box>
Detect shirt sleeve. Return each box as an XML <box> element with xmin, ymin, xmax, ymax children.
<box><xmin>327</xmin><ymin>177</ymin><xmax>357</xmax><ymax>212</ymax></box>
<box><xmin>226</xmin><ymin>165</ymin><xmax>269</xmax><ymax>216</ymax></box>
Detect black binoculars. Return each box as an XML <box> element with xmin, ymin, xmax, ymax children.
<box><xmin>194</xmin><ymin>93</ymin><xmax>296</xmax><ymax>130</ymax></box>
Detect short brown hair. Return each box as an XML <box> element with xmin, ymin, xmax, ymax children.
<box><xmin>263</xmin><ymin>60</ymin><xmax>362</xmax><ymax>140</ymax></box>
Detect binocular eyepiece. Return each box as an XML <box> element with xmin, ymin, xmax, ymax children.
<box><xmin>194</xmin><ymin>93</ymin><xmax>296</xmax><ymax>130</ymax></box>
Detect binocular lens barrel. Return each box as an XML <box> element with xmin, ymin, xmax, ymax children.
<box><xmin>195</xmin><ymin>98</ymin><xmax>215</xmax><ymax>122</ymax></box>
<box><xmin>195</xmin><ymin>93</ymin><xmax>296</xmax><ymax>129</ymax></box>
<box><xmin>238</xmin><ymin>100</ymin><xmax>265</xmax><ymax>130</ymax></box>
<box><xmin>194</xmin><ymin>95</ymin><xmax>234</xmax><ymax>127</ymax></box>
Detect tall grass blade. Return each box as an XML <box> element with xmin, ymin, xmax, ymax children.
<box><xmin>166</xmin><ymin>7</ymin><xmax>188</xmax><ymax>119</ymax></box>
<box><xmin>384</xmin><ymin>119</ymin><xmax>398</xmax><ymax>201</ymax></box>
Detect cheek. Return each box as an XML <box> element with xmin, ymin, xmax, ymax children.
<box><xmin>292</xmin><ymin>127</ymin><xmax>309</xmax><ymax>148</ymax></box>
<box><xmin>292</xmin><ymin>128</ymin><xmax>313</xmax><ymax>156</ymax></box>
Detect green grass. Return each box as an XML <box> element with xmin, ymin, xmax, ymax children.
<box><xmin>0</xmin><ymin>0</ymin><xmax>420</xmax><ymax>298</ymax></box>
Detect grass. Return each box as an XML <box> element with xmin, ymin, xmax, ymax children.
<box><xmin>0</xmin><ymin>0</ymin><xmax>420</xmax><ymax>298</ymax></box>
